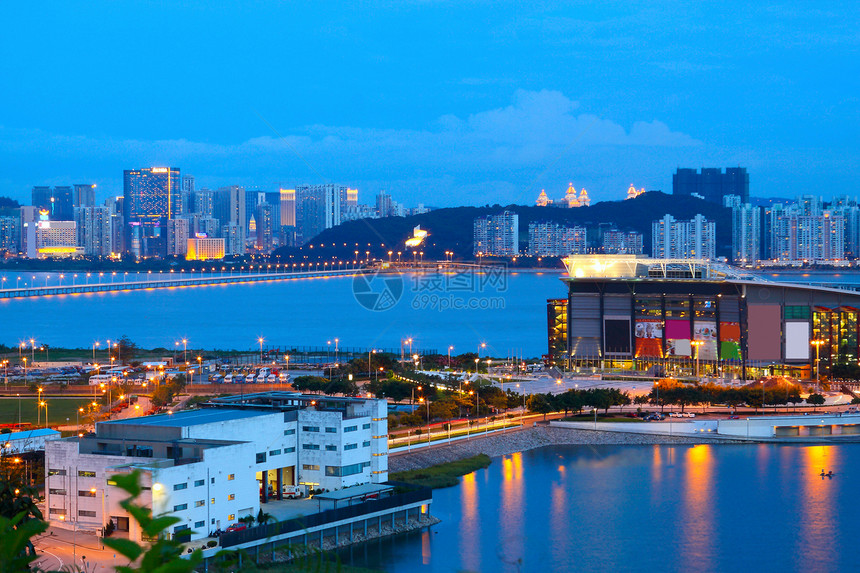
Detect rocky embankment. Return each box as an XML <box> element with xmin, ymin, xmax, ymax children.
<box><xmin>389</xmin><ymin>425</ymin><xmax>718</xmax><ymax>472</ymax></box>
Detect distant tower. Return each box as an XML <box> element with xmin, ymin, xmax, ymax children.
<box><xmin>536</xmin><ymin>190</ymin><xmax>551</xmax><ymax>206</ymax></box>
<box><xmin>578</xmin><ymin>188</ymin><xmax>590</xmax><ymax>207</ymax></box>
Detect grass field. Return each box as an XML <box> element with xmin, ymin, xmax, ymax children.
<box><xmin>0</xmin><ymin>397</ymin><xmax>94</xmax><ymax>427</ymax></box>
<box><xmin>389</xmin><ymin>454</ymin><xmax>492</xmax><ymax>489</ymax></box>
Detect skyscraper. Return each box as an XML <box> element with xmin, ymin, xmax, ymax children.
<box><xmin>296</xmin><ymin>184</ymin><xmax>342</xmax><ymax>244</ymax></box>
<box><xmin>255</xmin><ymin>202</ymin><xmax>274</xmax><ymax>253</ymax></box>
<box><xmin>672</xmin><ymin>167</ymin><xmax>749</xmax><ymax>204</ymax></box>
<box><xmin>181</xmin><ymin>175</ymin><xmax>195</xmax><ymax>214</ymax></box>
<box><xmin>77</xmin><ymin>206</ymin><xmax>112</xmax><ymax>256</ymax></box>
<box><xmin>122</xmin><ymin>168</ymin><xmax>181</xmax><ymax>255</ymax></box>
<box><xmin>279</xmin><ymin>188</ymin><xmax>296</xmax><ymax>227</ymax></box>
<box><xmin>167</xmin><ymin>218</ymin><xmax>190</xmax><ymax>256</ymax></box>
<box><xmin>32</xmin><ymin>186</ymin><xmax>74</xmax><ymax>220</ymax></box>
<box><xmin>213</xmin><ymin>186</ymin><xmax>245</xmax><ymax>252</ymax></box>
<box><xmin>731</xmin><ymin>203</ymin><xmax>761</xmax><ymax>265</ymax></box>
<box><xmin>73</xmin><ymin>184</ymin><xmax>96</xmax><ymax>208</ymax></box>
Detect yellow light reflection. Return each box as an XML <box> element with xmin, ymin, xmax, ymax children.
<box><xmin>680</xmin><ymin>445</ymin><xmax>714</xmax><ymax>568</ymax></box>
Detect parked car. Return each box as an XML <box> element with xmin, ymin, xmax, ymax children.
<box><xmin>225</xmin><ymin>523</ymin><xmax>246</xmax><ymax>533</ymax></box>
<box><xmin>282</xmin><ymin>485</ymin><xmax>303</xmax><ymax>499</ymax></box>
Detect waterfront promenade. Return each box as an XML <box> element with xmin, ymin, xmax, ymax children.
<box><xmin>0</xmin><ymin>268</ymin><xmax>363</xmax><ymax>299</ymax></box>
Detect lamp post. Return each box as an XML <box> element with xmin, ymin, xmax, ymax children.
<box><xmin>690</xmin><ymin>340</ymin><xmax>704</xmax><ymax>378</ymax></box>
<box><xmin>258</xmin><ymin>337</ymin><xmax>264</xmax><ymax>364</ymax></box>
<box><xmin>811</xmin><ymin>339</ymin><xmax>825</xmax><ymax>393</ymax></box>
<box><xmin>92</xmin><ymin>341</ymin><xmax>99</xmax><ymax>364</ymax></box>
<box><xmin>448</xmin><ymin>345</ymin><xmax>454</xmax><ymax>368</ymax></box>
<box><xmin>368</xmin><ymin>349</ymin><xmax>375</xmax><ymax>381</ymax></box>
<box><xmin>36</xmin><ymin>387</ymin><xmax>42</xmax><ymax>426</ymax></box>
<box><xmin>182</xmin><ymin>338</ymin><xmax>188</xmax><ymax>366</ymax></box>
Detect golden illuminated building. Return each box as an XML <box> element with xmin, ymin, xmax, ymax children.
<box><xmin>186</xmin><ymin>236</ymin><xmax>225</xmax><ymax>260</ymax></box>
<box><xmin>563</xmin><ymin>183</ymin><xmax>581</xmax><ymax>208</ymax></box>
<box><xmin>536</xmin><ymin>190</ymin><xmax>552</xmax><ymax>206</ymax></box>
<box><xmin>627</xmin><ymin>184</ymin><xmax>646</xmax><ymax>200</ymax></box>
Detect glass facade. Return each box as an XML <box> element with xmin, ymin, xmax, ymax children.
<box><xmin>123</xmin><ymin>167</ymin><xmax>181</xmax><ymax>226</ymax></box>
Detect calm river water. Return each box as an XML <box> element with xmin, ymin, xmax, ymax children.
<box><xmin>339</xmin><ymin>443</ymin><xmax>854</xmax><ymax>573</ymax></box>
<box><xmin>0</xmin><ymin>270</ymin><xmax>563</xmax><ymax>357</ymax></box>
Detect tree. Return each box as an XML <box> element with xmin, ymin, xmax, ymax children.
<box><xmin>118</xmin><ymin>335</ymin><xmax>138</xmax><ymax>363</ymax></box>
<box><xmin>0</xmin><ymin>456</ymin><xmax>43</xmax><ymax>566</ymax></box>
<box><xmin>256</xmin><ymin>508</ymin><xmax>273</xmax><ymax>525</ymax></box>
<box><xmin>807</xmin><ymin>393</ymin><xmax>826</xmax><ymax>411</ymax></box>
<box><xmin>527</xmin><ymin>394</ymin><xmax>553</xmax><ymax>420</ymax></box>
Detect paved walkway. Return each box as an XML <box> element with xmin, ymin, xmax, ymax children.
<box><xmin>32</xmin><ymin>526</ymin><xmax>125</xmax><ymax>573</ymax></box>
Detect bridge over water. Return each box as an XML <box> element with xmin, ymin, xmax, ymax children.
<box><xmin>0</xmin><ymin>268</ymin><xmax>365</xmax><ymax>300</ymax></box>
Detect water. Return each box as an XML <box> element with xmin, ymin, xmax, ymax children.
<box><xmin>339</xmin><ymin>443</ymin><xmax>854</xmax><ymax>573</ymax></box>
<box><xmin>0</xmin><ymin>270</ymin><xmax>564</xmax><ymax>357</ymax></box>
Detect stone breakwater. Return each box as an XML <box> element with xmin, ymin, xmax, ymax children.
<box><xmin>389</xmin><ymin>425</ymin><xmax>723</xmax><ymax>472</ymax></box>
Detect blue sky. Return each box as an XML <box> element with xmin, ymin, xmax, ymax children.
<box><xmin>1</xmin><ymin>1</ymin><xmax>857</xmax><ymax>206</ymax></box>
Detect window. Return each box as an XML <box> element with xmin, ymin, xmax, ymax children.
<box><xmin>211</xmin><ymin>498</ymin><xmax>215</xmax><ymax>504</ymax></box>
<box><xmin>344</xmin><ymin>425</ymin><xmax>357</xmax><ymax>433</ymax></box>
<box><xmin>49</xmin><ymin>488</ymin><xmax>66</xmax><ymax>495</ymax></box>
<box><xmin>362</xmin><ymin>441</ymin><xmax>371</xmax><ymax>447</ymax></box>
<box><xmin>194</xmin><ymin>479</ymin><xmax>205</xmax><ymax>487</ymax></box>
<box><xmin>227</xmin><ymin>494</ymin><xmax>235</xmax><ymax>501</ymax></box>
<box><xmin>325</xmin><ymin>427</ymin><xmax>337</xmax><ymax>433</ymax></box>
<box><xmin>48</xmin><ymin>469</ymin><xmax>66</xmax><ymax>476</ymax></box>
<box><xmin>372</xmin><ymin>435</ymin><xmax>387</xmax><ymax>440</ymax></box>
<box><xmin>302</xmin><ymin>426</ymin><xmax>319</xmax><ymax>433</ymax></box>
<box><xmin>78</xmin><ymin>510</ymin><xmax>96</xmax><ymax>517</ymax></box>
<box><xmin>228</xmin><ymin>514</ymin><xmax>235</xmax><ymax>521</ymax></box>
<box><xmin>227</xmin><ymin>474</ymin><xmax>235</xmax><ymax>481</ymax></box>
<box><xmin>325</xmin><ymin>445</ymin><xmax>337</xmax><ymax>451</ymax></box>
<box><xmin>325</xmin><ymin>464</ymin><xmax>363</xmax><ymax>477</ymax></box>
<box><xmin>211</xmin><ymin>477</ymin><xmax>215</xmax><ymax>484</ymax></box>
<box><xmin>174</xmin><ymin>524</ymin><xmax>189</xmax><ymax>533</ymax></box>
<box><xmin>256</xmin><ymin>452</ymin><xmax>267</xmax><ymax>463</ymax></box>
<box><xmin>285</xmin><ymin>447</ymin><xmax>296</xmax><ymax>453</ymax></box>
<box><xmin>48</xmin><ymin>508</ymin><xmax>66</xmax><ymax>516</ymax></box>
<box><xmin>78</xmin><ymin>470</ymin><xmax>96</xmax><ymax>477</ymax></box>
<box><xmin>302</xmin><ymin>444</ymin><xmax>320</xmax><ymax>450</ymax></box>
<box><xmin>362</xmin><ymin>423</ymin><xmax>371</xmax><ymax>429</ymax></box>
<box><xmin>173</xmin><ymin>483</ymin><xmax>188</xmax><ymax>491</ymax></box>
<box><xmin>302</xmin><ymin>464</ymin><xmax>319</xmax><ymax>471</ymax></box>
<box><xmin>785</xmin><ymin>305</ymin><xmax>812</xmax><ymax>319</ymax></box>
<box><xmin>195</xmin><ymin>520</ymin><xmax>205</xmax><ymax>529</ymax></box>
<box><xmin>269</xmin><ymin>449</ymin><xmax>281</xmax><ymax>456</ymax></box>
<box><xmin>173</xmin><ymin>504</ymin><xmax>188</xmax><ymax>511</ymax></box>
<box><xmin>344</xmin><ymin>443</ymin><xmax>358</xmax><ymax>451</ymax></box>
<box><xmin>78</xmin><ymin>490</ymin><xmax>96</xmax><ymax>498</ymax></box>
<box><xmin>195</xmin><ymin>500</ymin><xmax>205</xmax><ymax>508</ymax></box>
<box><xmin>284</xmin><ymin>429</ymin><xmax>296</xmax><ymax>436</ymax></box>
<box><xmin>325</xmin><ymin>466</ymin><xmax>341</xmax><ymax>477</ymax></box>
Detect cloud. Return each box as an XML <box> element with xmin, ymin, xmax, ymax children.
<box><xmin>0</xmin><ymin>90</ymin><xmax>700</xmax><ymax>204</ymax></box>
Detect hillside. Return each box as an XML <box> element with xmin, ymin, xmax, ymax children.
<box><xmin>271</xmin><ymin>192</ymin><xmax>732</xmax><ymax>262</ymax></box>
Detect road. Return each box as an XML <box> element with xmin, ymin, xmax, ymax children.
<box><xmin>32</xmin><ymin>526</ymin><xmax>124</xmax><ymax>572</ymax></box>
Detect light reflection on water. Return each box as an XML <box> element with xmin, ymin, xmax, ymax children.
<box><xmin>338</xmin><ymin>444</ymin><xmax>855</xmax><ymax>573</ymax></box>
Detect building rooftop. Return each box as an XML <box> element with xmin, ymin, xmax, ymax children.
<box><xmin>3</xmin><ymin>428</ymin><xmax>60</xmax><ymax>441</ymax></box>
<box><xmin>102</xmin><ymin>408</ymin><xmax>274</xmax><ymax>428</ymax></box>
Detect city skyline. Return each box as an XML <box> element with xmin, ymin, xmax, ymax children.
<box><xmin>2</xmin><ymin>3</ymin><xmax>858</xmax><ymax>205</ymax></box>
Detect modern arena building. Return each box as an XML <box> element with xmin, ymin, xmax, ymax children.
<box><xmin>547</xmin><ymin>255</ymin><xmax>860</xmax><ymax>379</ymax></box>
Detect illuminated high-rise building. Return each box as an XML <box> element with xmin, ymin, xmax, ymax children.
<box><xmin>122</xmin><ymin>167</ymin><xmax>181</xmax><ymax>256</ymax></box>
<box><xmin>77</xmin><ymin>206</ymin><xmax>112</xmax><ymax>256</ymax></box>
<box><xmin>279</xmin><ymin>188</ymin><xmax>296</xmax><ymax>227</ymax></box>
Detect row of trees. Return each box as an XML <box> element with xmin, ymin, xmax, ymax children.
<box><xmin>526</xmin><ymin>388</ymin><xmax>632</xmax><ymax>419</ymax></box>
<box><xmin>648</xmin><ymin>380</ymin><xmax>805</xmax><ymax>412</ymax></box>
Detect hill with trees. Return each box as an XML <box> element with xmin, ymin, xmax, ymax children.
<box><xmin>271</xmin><ymin>192</ymin><xmax>733</xmax><ymax>263</ymax></box>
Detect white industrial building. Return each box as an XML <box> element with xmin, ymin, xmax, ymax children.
<box><xmin>44</xmin><ymin>393</ymin><xmax>388</xmax><ymax>542</ymax></box>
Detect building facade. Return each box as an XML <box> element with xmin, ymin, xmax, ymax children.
<box><xmin>672</xmin><ymin>167</ymin><xmax>749</xmax><ymax>204</ymax></box>
<box><xmin>473</xmin><ymin>211</ymin><xmax>519</xmax><ymax>256</ymax></box>
<box><xmin>547</xmin><ymin>255</ymin><xmax>860</xmax><ymax>379</ymax></box>
<box><xmin>528</xmin><ymin>222</ymin><xmax>586</xmax><ymax>256</ymax></box>
<box><xmin>44</xmin><ymin>394</ymin><xmax>388</xmax><ymax>542</ymax></box>
<box><xmin>651</xmin><ymin>214</ymin><xmax>715</xmax><ymax>260</ymax></box>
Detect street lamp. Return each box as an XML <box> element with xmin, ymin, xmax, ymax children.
<box><xmin>258</xmin><ymin>337</ymin><xmax>264</xmax><ymax>364</ymax></box>
<box><xmin>448</xmin><ymin>345</ymin><xmax>454</xmax><ymax>368</ymax></box>
<box><xmin>811</xmin><ymin>339</ymin><xmax>826</xmax><ymax>393</ymax></box>
<box><xmin>690</xmin><ymin>340</ymin><xmax>704</xmax><ymax>378</ymax></box>
<box><xmin>182</xmin><ymin>338</ymin><xmax>188</xmax><ymax>365</ymax></box>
